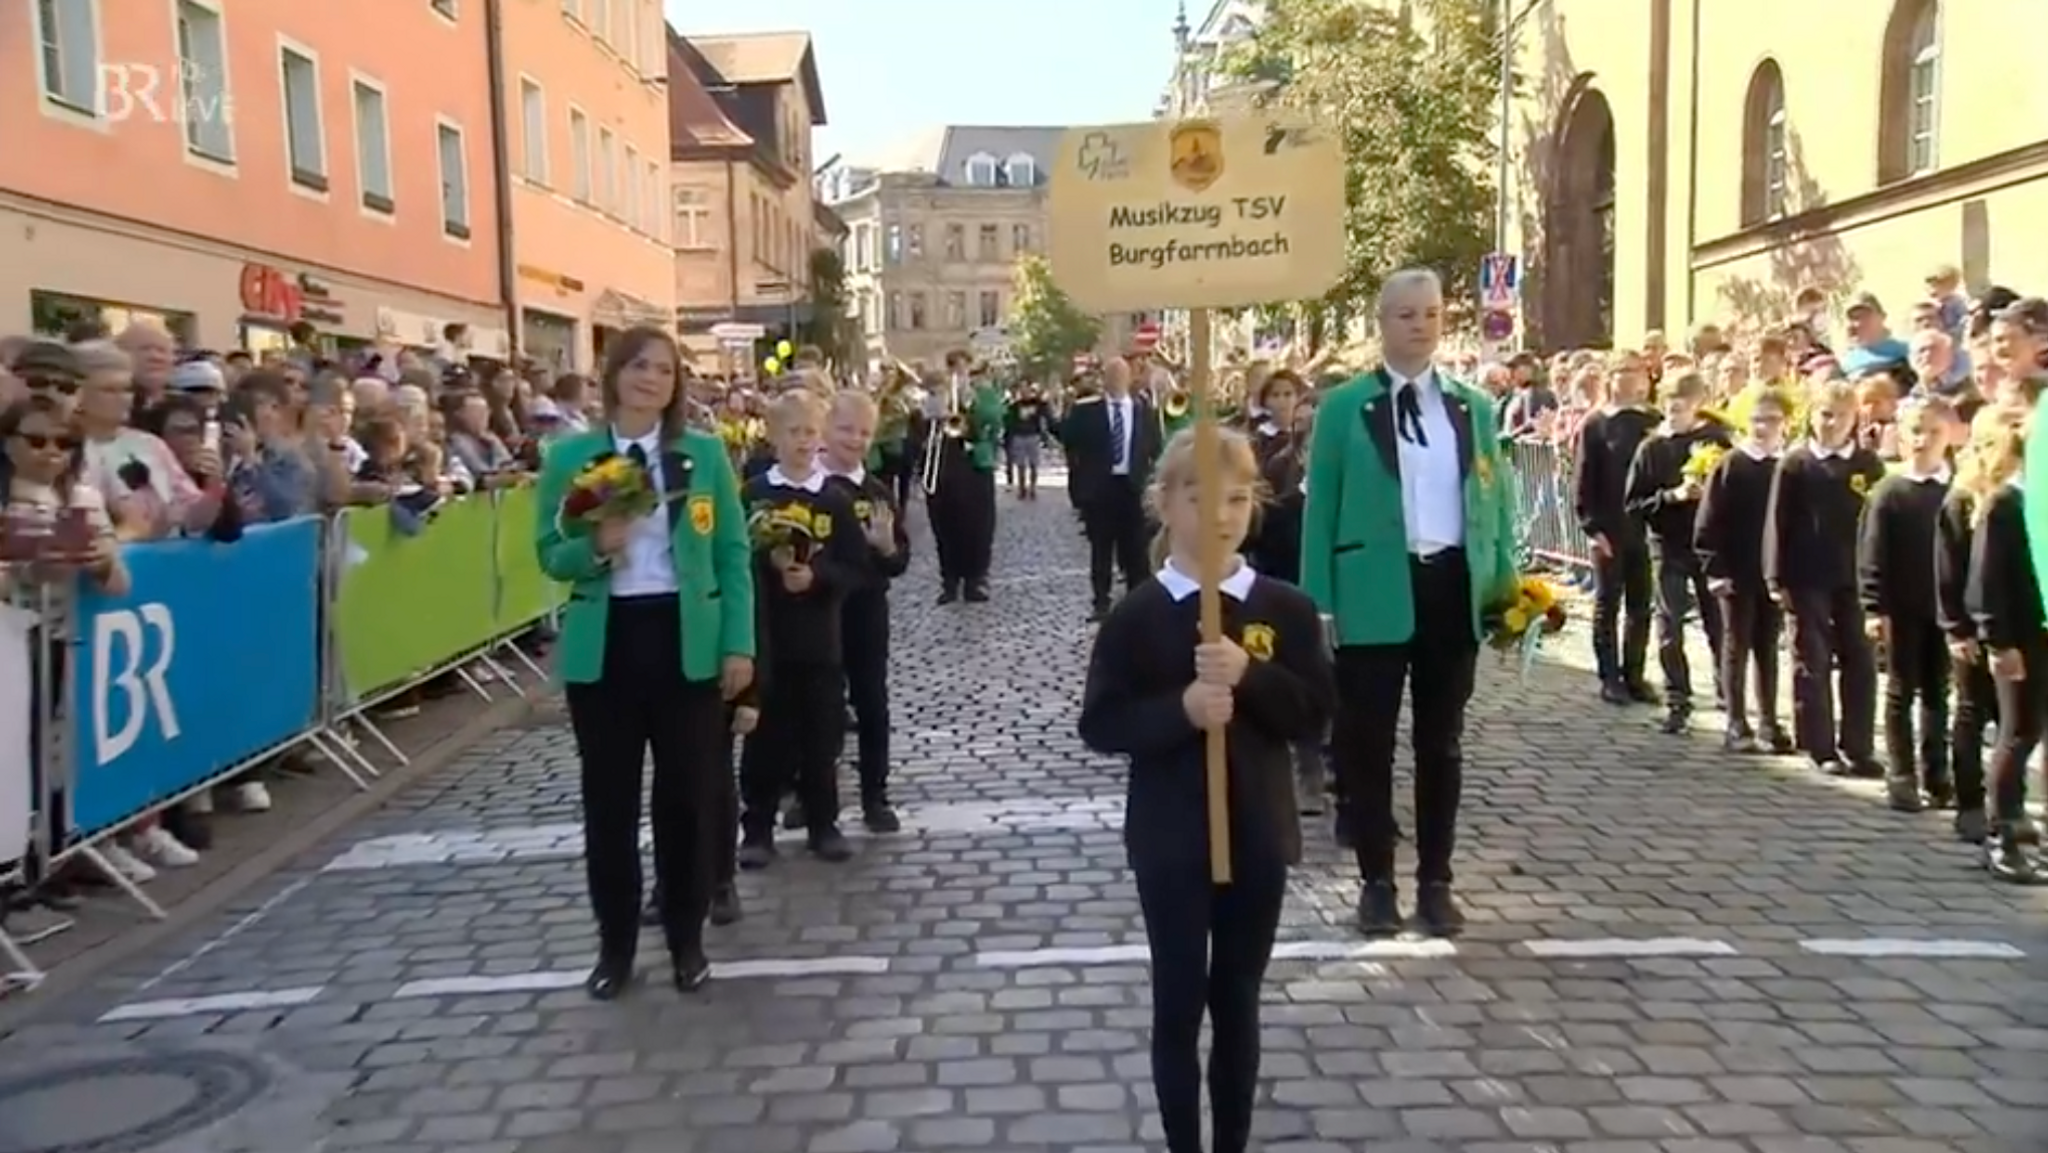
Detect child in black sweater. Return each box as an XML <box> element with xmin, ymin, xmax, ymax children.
<box><xmin>1764</xmin><ymin>380</ymin><xmax>1889</xmax><ymax>776</ymax></box>
<box><xmin>736</xmin><ymin>390</ymin><xmax>870</xmax><ymax>866</ymax></box>
<box><xmin>1935</xmin><ymin>438</ymin><xmax>1994</xmax><ymax>847</ymax></box>
<box><xmin>1624</xmin><ymin>370</ymin><xmax>1731</xmax><ymax>731</ymax></box>
<box><xmin>1079</xmin><ymin>427</ymin><xmax>1335</xmax><ymax>1153</ymax></box>
<box><xmin>1962</xmin><ymin>411</ymin><xmax>2046</xmax><ymax>884</ymax></box>
<box><xmin>1857</xmin><ymin>398</ymin><xmax>1957</xmax><ymax>812</ymax></box>
<box><xmin>1695</xmin><ymin>387</ymin><xmax>1792</xmax><ymax>753</ymax></box>
<box><xmin>822</xmin><ymin>390</ymin><xmax>912</xmax><ymax>832</ymax></box>
<box><xmin>1572</xmin><ymin>350</ymin><xmax>1660</xmax><ymax>705</ymax></box>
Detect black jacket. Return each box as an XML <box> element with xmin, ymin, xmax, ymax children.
<box><xmin>1061</xmin><ymin>393</ymin><xmax>1160</xmax><ymax>510</ymax></box>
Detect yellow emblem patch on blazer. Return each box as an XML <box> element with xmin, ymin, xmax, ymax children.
<box><xmin>1849</xmin><ymin>472</ymin><xmax>1869</xmax><ymax>497</ymax></box>
<box><xmin>688</xmin><ymin>494</ymin><xmax>714</xmax><ymax>535</ymax></box>
<box><xmin>853</xmin><ymin>499</ymin><xmax>873</xmax><ymax>523</ymax></box>
<box><xmin>1241</xmin><ymin>623</ymin><xmax>1276</xmax><ymax>662</ymax></box>
<box><xmin>812</xmin><ymin>509</ymin><xmax>833</xmax><ymax>538</ymax></box>
<box><xmin>1476</xmin><ymin>454</ymin><xmax>1493</xmax><ymax>487</ymax></box>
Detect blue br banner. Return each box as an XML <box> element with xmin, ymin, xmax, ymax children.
<box><xmin>68</xmin><ymin>517</ymin><xmax>323</xmax><ymax>839</ymax></box>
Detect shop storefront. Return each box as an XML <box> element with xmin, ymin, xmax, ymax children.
<box><xmin>0</xmin><ymin>204</ymin><xmax>510</xmax><ymax>359</ymax></box>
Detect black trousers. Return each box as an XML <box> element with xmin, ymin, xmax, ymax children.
<box><xmin>1653</xmin><ymin>551</ymin><xmax>1723</xmax><ymax>707</ymax></box>
<box><xmin>1787</xmin><ymin>586</ymin><xmax>1877</xmax><ymax>764</ymax></box>
<box><xmin>931</xmin><ymin>465</ymin><xmax>997</xmax><ymax>585</ymax></box>
<box><xmin>1883</xmin><ymin>616</ymin><xmax>1951</xmax><ymax>788</ymax></box>
<box><xmin>1951</xmin><ymin>650</ymin><xmax>1996</xmax><ymax>815</ymax></box>
<box><xmin>894</xmin><ymin>440</ymin><xmax>922</xmax><ymax>509</ymax></box>
<box><xmin>1592</xmin><ymin>542</ymin><xmax>1652</xmax><ymax>686</ymax></box>
<box><xmin>1135</xmin><ymin>854</ymin><xmax>1286</xmax><ymax>1153</ymax></box>
<box><xmin>1988</xmin><ymin>636</ymin><xmax>2046</xmax><ymax>827</ymax></box>
<box><xmin>739</xmin><ymin>664</ymin><xmax>846</xmax><ymax>838</ymax></box>
<box><xmin>1332</xmin><ymin>549</ymin><xmax>1478</xmax><ymax>884</ymax></box>
<box><xmin>1082</xmin><ymin>482</ymin><xmax>1148</xmax><ymax>606</ymax></box>
<box><xmin>715</xmin><ymin>718</ymin><xmax>738</xmax><ymax>887</ymax></box>
<box><xmin>844</xmin><ymin>594</ymin><xmax>893</xmax><ymax>807</ymax></box>
<box><xmin>1718</xmin><ymin>586</ymin><xmax>1784</xmax><ymax>736</ymax></box>
<box><xmin>562</xmin><ymin>596</ymin><xmax>722</xmax><ymax>962</ymax></box>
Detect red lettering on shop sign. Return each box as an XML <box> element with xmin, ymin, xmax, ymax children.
<box><xmin>238</xmin><ymin>264</ymin><xmax>303</xmax><ymax>323</ymax></box>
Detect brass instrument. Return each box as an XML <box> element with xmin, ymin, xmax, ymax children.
<box><xmin>920</xmin><ymin>378</ymin><xmax>963</xmax><ymax>496</ymax></box>
<box><xmin>1161</xmin><ymin>389</ymin><xmax>1191</xmax><ymax>420</ymax></box>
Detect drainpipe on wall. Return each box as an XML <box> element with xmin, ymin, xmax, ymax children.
<box><xmin>725</xmin><ymin>158</ymin><xmax>741</xmax><ymax>320</ymax></box>
<box><xmin>484</xmin><ymin>0</ymin><xmax>521</xmax><ymax>361</ymax></box>
<box><xmin>1682</xmin><ymin>0</ymin><xmax>1702</xmax><ymax>325</ymax></box>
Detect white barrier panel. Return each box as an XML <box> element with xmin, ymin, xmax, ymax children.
<box><xmin>0</xmin><ymin>604</ymin><xmax>35</xmax><ymax>865</ymax></box>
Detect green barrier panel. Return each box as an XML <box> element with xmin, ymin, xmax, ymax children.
<box><xmin>331</xmin><ymin>496</ymin><xmax>502</xmax><ymax>703</ymax></box>
<box><xmin>493</xmin><ymin>485</ymin><xmax>565</xmax><ymax>632</ymax></box>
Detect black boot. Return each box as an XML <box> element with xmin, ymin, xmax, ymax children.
<box><xmin>1414</xmin><ymin>882</ymin><xmax>1466</xmax><ymax>938</ymax></box>
<box><xmin>965</xmin><ymin>577</ymin><xmax>991</xmax><ymax>603</ymax></box>
<box><xmin>936</xmin><ymin>582</ymin><xmax>961</xmax><ymax>605</ymax></box>
<box><xmin>1355</xmin><ymin>880</ymin><xmax>1401</xmax><ymax>937</ymax></box>
<box><xmin>584</xmin><ymin>953</ymin><xmax>634</xmax><ymax>1001</ymax></box>
<box><xmin>862</xmin><ymin>800</ymin><xmax>901</xmax><ymax>833</ymax></box>
<box><xmin>709</xmin><ymin>883</ymin><xmax>742</xmax><ymax>926</ymax></box>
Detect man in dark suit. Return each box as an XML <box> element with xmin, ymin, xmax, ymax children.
<box><xmin>1062</xmin><ymin>356</ymin><xmax>1159</xmax><ymax>621</ymax></box>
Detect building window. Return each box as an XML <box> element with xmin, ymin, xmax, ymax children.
<box><xmin>1738</xmin><ymin>61</ymin><xmax>1788</xmax><ymax>226</ymax></box>
<box><xmin>518</xmin><ymin>78</ymin><xmax>547</xmax><ymax>183</ymax></box>
<box><xmin>645</xmin><ymin>161</ymin><xmax>662</xmax><ymax>237</ymax></box>
<box><xmin>885</xmin><ymin>223</ymin><xmax>903</xmax><ymax>264</ymax></box>
<box><xmin>624</xmin><ymin>144</ymin><xmax>641</xmax><ymax>227</ymax></box>
<box><xmin>1004</xmin><ymin>153</ymin><xmax>1037</xmax><ymax>187</ymax></box>
<box><xmin>1012</xmin><ymin>223</ymin><xmax>1031</xmax><ymax>254</ymax></box>
<box><xmin>591</xmin><ymin>0</ymin><xmax>610</xmax><ymax>44</ymax></box>
<box><xmin>978</xmin><ymin>224</ymin><xmax>999</xmax><ymax>261</ymax></box>
<box><xmin>597</xmin><ymin>127</ymin><xmax>616</xmax><ymax>210</ymax></box>
<box><xmin>174</xmin><ymin>1</ymin><xmax>233</xmax><ymax>161</ymax></box>
<box><xmin>561</xmin><ymin>0</ymin><xmax>582</xmax><ymax>21</ymax></box>
<box><xmin>1878</xmin><ymin>0</ymin><xmax>1942</xmax><ymax>183</ymax></box>
<box><xmin>351</xmin><ymin>78</ymin><xmax>394</xmax><ymax>213</ymax></box>
<box><xmin>279</xmin><ymin>44</ymin><xmax>327</xmax><ymax>190</ymax></box>
<box><xmin>32</xmin><ymin>0</ymin><xmax>99</xmax><ymax>114</ymax></box>
<box><xmin>887</xmin><ymin>291</ymin><xmax>903</xmax><ymax>331</ymax></box>
<box><xmin>964</xmin><ymin>152</ymin><xmax>998</xmax><ymax>186</ymax></box>
<box><xmin>944</xmin><ymin>223</ymin><xmax>965</xmax><ymax>262</ymax></box>
<box><xmin>866</xmin><ymin>225</ymin><xmax>882</xmax><ymax>269</ymax></box>
<box><xmin>431</xmin><ymin>0</ymin><xmax>457</xmax><ymax>19</ymax></box>
<box><xmin>945</xmin><ymin>292</ymin><xmax>966</xmax><ymax>330</ymax></box>
<box><xmin>909</xmin><ymin>292</ymin><xmax>928</xmax><ymax>329</ymax></box>
<box><xmin>438</xmin><ymin>121</ymin><xmax>470</xmax><ymax>239</ymax></box>
<box><xmin>568</xmin><ymin>107</ymin><xmax>591</xmax><ymax>202</ymax></box>
<box><xmin>906</xmin><ymin>224</ymin><xmax>923</xmax><ymax>260</ymax></box>
<box><xmin>979</xmin><ymin>290</ymin><xmax>1001</xmax><ymax>328</ymax></box>
<box><xmin>675</xmin><ymin>188</ymin><xmax>710</xmax><ymax>247</ymax></box>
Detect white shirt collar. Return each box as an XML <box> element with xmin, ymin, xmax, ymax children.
<box><xmin>612</xmin><ymin>425</ymin><xmax>661</xmax><ymax>454</ymax></box>
<box><xmin>1808</xmin><ymin>439</ymin><xmax>1853</xmax><ymax>460</ymax></box>
<box><xmin>1387</xmin><ymin>364</ymin><xmax>1436</xmax><ymax>392</ymax></box>
<box><xmin>1738</xmin><ymin>442</ymin><xmax>1779</xmax><ymax>460</ymax></box>
<box><xmin>1156</xmin><ymin>557</ymin><xmax>1257</xmax><ymax>602</ymax></box>
<box><xmin>1903</xmin><ymin>463</ymin><xmax>1953</xmax><ymax>484</ymax></box>
<box><xmin>766</xmin><ymin>464</ymin><xmax>825</xmax><ymax>493</ymax></box>
<box><xmin>826</xmin><ymin>461</ymin><xmax>866</xmax><ymax>486</ymax></box>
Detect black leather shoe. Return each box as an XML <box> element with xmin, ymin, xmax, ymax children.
<box><xmin>1355</xmin><ymin>880</ymin><xmax>1401</xmax><ymax>937</ymax></box>
<box><xmin>782</xmin><ymin>801</ymin><xmax>808</xmax><ymax>831</ymax></box>
<box><xmin>709</xmin><ymin>884</ymin><xmax>742</xmax><ymax>926</ymax></box>
<box><xmin>1087</xmin><ymin>601</ymin><xmax>1111</xmax><ymax>623</ymax></box>
<box><xmin>1414</xmin><ymin>882</ymin><xmax>1466</xmax><ymax>938</ymax></box>
<box><xmin>585</xmin><ymin>956</ymin><xmax>634</xmax><ymax>1001</ymax></box>
<box><xmin>810</xmin><ymin>828</ymin><xmax>854</xmax><ymax>862</ymax></box>
<box><xmin>862</xmin><ymin>803</ymin><xmax>901</xmax><ymax>833</ymax></box>
<box><xmin>671</xmin><ymin>950</ymin><xmax>711</xmax><ymax>993</ymax></box>
<box><xmin>936</xmin><ymin>584</ymin><xmax>960</xmax><ymax>605</ymax></box>
<box><xmin>736</xmin><ymin>836</ymin><xmax>777</xmax><ymax>871</ymax></box>
<box><xmin>965</xmin><ymin>579</ymin><xmax>991</xmax><ymax>603</ymax></box>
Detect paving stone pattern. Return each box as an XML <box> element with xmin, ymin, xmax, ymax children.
<box><xmin>1</xmin><ymin>478</ymin><xmax>2046</xmax><ymax>1153</ymax></box>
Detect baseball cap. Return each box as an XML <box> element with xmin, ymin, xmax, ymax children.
<box><xmin>1845</xmin><ymin>291</ymin><xmax>1884</xmax><ymax>317</ymax></box>
<box><xmin>169</xmin><ymin>360</ymin><xmax>226</xmax><ymax>393</ymax></box>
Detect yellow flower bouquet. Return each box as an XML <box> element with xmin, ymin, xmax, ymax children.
<box><xmin>1682</xmin><ymin>441</ymin><xmax>1728</xmax><ymax>486</ymax></box>
<box><xmin>1484</xmin><ymin>575</ymin><xmax>1570</xmax><ymax>676</ymax></box>
<box><xmin>746</xmin><ymin>500</ymin><xmax>823</xmax><ymax>569</ymax></box>
<box><xmin>561</xmin><ymin>451</ymin><xmax>659</xmax><ymax>524</ymax></box>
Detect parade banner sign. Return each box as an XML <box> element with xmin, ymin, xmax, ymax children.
<box><xmin>1046</xmin><ymin>115</ymin><xmax>1346</xmax><ymax>312</ymax></box>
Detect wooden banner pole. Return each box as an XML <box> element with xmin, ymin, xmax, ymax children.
<box><xmin>1188</xmin><ymin>306</ymin><xmax>1231</xmax><ymax>887</ymax></box>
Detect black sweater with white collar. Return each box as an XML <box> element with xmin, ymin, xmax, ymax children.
<box><xmin>1078</xmin><ymin>573</ymin><xmax>1335</xmax><ymax>871</ymax></box>
<box><xmin>1856</xmin><ymin>468</ymin><xmax>1950</xmax><ymax>620</ymax></box>
<box><xmin>741</xmin><ymin>472</ymin><xmax>870</xmax><ymax>669</ymax></box>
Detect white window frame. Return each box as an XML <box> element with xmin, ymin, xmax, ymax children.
<box><xmin>430</xmin><ymin>0</ymin><xmax>458</xmax><ymax>23</ymax></box>
<box><xmin>437</xmin><ymin>116</ymin><xmax>472</xmax><ymax>242</ymax></box>
<box><xmin>34</xmin><ymin>0</ymin><xmax>104</xmax><ymax>126</ymax></box>
<box><xmin>591</xmin><ymin>0</ymin><xmax>611</xmax><ymax>47</ymax></box>
<box><xmin>624</xmin><ymin>143</ymin><xmax>641</xmax><ymax>230</ymax></box>
<box><xmin>645</xmin><ymin>161</ymin><xmax>663</xmax><ymax>239</ymax></box>
<box><xmin>561</xmin><ymin>0</ymin><xmax>583</xmax><ymax>26</ymax></box>
<box><xmin>172</xmin><ymin>0</ymin><xmax>236</xmax><ymax>168</ymax></box>
<box><xmin>597</xmin><ymin>126</ymin><xmax>617</xmax><ymax>212</ymax></box>
<box><xmin>568</xmin><ymin>104</ymin><xmax>592</xmax><ymax>203</ymax></box>
<box><xmin>1004</xmin><ymin>152</ymin><xmax>1037</xmax><ymax>187</ymax></box>
<box><xmin>517</xmin><ymin>75</ymin><xmax>548</xmax><ymax>184</ymax></box>
<box><xmin>675</xmin><ymin>188</ymin><xmax>711</xmax><ymax>248</ymax></box>
<box><xmin>349</xmin><ymin>71</ymin><xmax>395</xmax><ymax>219</ymax></box>
<box><xmin>1906</xmin><ymin>7</ymin><xmax>1941</xmax><ymax>176</ymax></box>
<box><xmin>964</xmin><ymin>152</ymin><xmax>998</xmax><ymax>186</ymax></box>
<box><xmin>276</xmin><ymin>36</ymin><xmax>329</xmax><ymax>197</ymax></box>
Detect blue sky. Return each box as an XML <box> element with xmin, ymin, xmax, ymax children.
<box><xmin>664</xmin><ymin>0</ymin><xmax>1183</xmax><ymax>166</ymax></box>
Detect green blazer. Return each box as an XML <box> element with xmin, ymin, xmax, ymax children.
<box><xmin>1299</xmin><ymin>368</ymin><xmax>1519</xmax><ymax>646</ymax></box>
<box><xmin>533</xmin><ymin>427</ymin><xmax>756</xmax><ymax>685</ymax></box>
<box><xmin>968</xmin><ymin>382</ymin><xmax>1007</xmax><ymax>470</ymax></box>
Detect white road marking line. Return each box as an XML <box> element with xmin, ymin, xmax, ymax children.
<box><xmin>1799</xmin><ymin>937</ymin><xmax>2027</xmax><ymax>959</ymax></box>
<box><xmin>391</xmin><ymin>955</ymin><xmax>894</xmax><ymax>999</ymax></box>
<box><xmin>976</xmin><ymin>944</ymin><xmax>1149</xmax><ymax>968</ymax></box>
<box><xmin>1522</xmin><ymin>937</ymin><xmax>1740</xmax><ymax>958</ymax></box>
<box><xmin>97</xmin><ymin>986</ymin><xmax>324</xmax><ymax>1023</ymax></box>
<box><xmin>1273</xmin><ymin>938</ymin><xmax>1459</xmax><ymax>960</ymax></box>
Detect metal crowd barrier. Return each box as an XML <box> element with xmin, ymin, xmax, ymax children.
<box><xmin>0</xmin><ymin>488</ymin><xmax>563</xmax><ymax>992</ymax></box>
<box><xmin>1508</xmin><ymin>438</ymin><xmax>1595</xmax><ymax>574</ymax></box>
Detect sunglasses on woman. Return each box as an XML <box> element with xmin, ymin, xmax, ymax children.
<box><xmin>14</xmin><ymin>432</ymin><xmax>79</xmax><ymax>450</ymax></box>
<box><xmin>21</xmin><ymin>374</ymin><xmax>79</xmax><ymax>395</ymax></box>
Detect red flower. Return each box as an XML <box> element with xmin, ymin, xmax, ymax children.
<box><xmin>562</xmin><ymin>486</ymin><xmax>602</xmax><ymax>519</ymax></box>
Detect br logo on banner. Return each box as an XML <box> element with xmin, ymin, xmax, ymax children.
<box><xmin>69</xmin><ymin>518</ymin><xmax>324</xmax><ymax>840</ymax></box>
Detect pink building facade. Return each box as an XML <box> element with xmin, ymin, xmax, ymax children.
<box><xmin>0</xmin><ymin>0</ymin><xmax>511</xmax><ymax>356</ymax></box>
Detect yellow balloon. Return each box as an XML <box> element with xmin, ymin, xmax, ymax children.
<box><xmin>775</xmin><ymin>340</ymin><xmax>794</xmax><ymax>359</ymax></box>
<box><xmin>762</xmin><ymin>356</ymin><xmax>781</xmax><ymax>374</ymax></box>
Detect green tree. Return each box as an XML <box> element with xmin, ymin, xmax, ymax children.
<box><xmin>797</xmin><ymin>246</ymin><xmax>856</xmax><ymax>369</ymax></box>
<box><xmin>1223</xmin><ymin>0</ymin><xmax>1499</xmax><ymax>335</ymax></box>
<box><xmin>1007</xmin><ymin>254</ymin><xmax>1102</xmax><ymax>382</ymax></box>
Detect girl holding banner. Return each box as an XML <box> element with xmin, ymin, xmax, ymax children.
<box><xmin>1078</xmin><ymin>427</ymin><xmax>1334</xmax><ymax>1153</ymax></box>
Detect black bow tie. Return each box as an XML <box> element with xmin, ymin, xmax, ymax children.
<box><xmin>1395</xmin><ymin>385</ymin><xmax>1428</xmax><ymax>447</ymax></box>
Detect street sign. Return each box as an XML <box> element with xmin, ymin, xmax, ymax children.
<box><xmin>1480</xmin><ymin>253</ymin><xmax>1519</xmax><ymax>311</ymax></box>
<box><xmin>1132</xmin><ymin>320</ymin><xmax>1161</xmax><ymax>352</ymax></box>
<box><xmin>710</xmin><ymin>322</ymin><xmax>766</xmax><ymax>341</ymax></box>
<box><xmin>970</xmin><ymin>325</ymin><xmax>1009</xmax><ymax>349</ymax></box>
<box><xmin>1481</xmin><ymin>308</ymin><xmax>1515</xmax><ymax>342</ymax></box>
<box><xmin>1047</xmin><ymin>113</ymin><xmax>1347</xmax><ymax>313</ymax></box>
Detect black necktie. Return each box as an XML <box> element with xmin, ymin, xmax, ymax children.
<box><xmin>1109</xmin><ymin>402</ymin><xmax>1126</xmax><ymax>470</ymax></box>
<box><xmin>1396</xmin><ymin>384</ymin><xmax>1428</xmax><ymax>446</ymax></box>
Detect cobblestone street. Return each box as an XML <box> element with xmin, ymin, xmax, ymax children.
<box><xmin>1</xmin><ymin>479</ymin><xmax>2044</xmax><ymax>1153</ymax></box>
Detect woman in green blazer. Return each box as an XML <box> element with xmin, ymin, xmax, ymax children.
<box><xmin>532</xmin><ymin>325</ymin><xmax>755</xmax><ymax>1001</ymax></box>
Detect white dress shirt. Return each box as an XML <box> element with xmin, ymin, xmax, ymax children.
<box><xmin>766</xmin><ymin>463</ymin><xmax>826</xmax><ymax>493</ymax></box>
<box><xmin>1105</xmin><ymin>394</ymin><xmax>1136</xmax><ymax>475</ymax></box>
<box><xmin>608</xmin><ymin>427</ymin><xmax>679</xmax><ymax>598</ymax></box>
<box><xmin>1390</xmin><ymin>368</ymin><xmax>1464</xmax><ymax>556</ymax></box>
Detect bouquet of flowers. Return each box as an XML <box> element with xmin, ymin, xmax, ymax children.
<box><xmin>747</xmin><ymin>501</ymin><xmax>823</xmax><ymax>570</ymax></box>
<box><xmin>1681</xmin><ymin>441</ymin><xmax>1727</xmax><ymax>487</ymax></box>
<box><xmin>561</xmin><ymin>452</ymin><xmax>659</xmax><ymax>526</ymax></box>
<box><xmin>1484</xmin><ymin>575</ymin><xmax>1570</xmax><ymax>677</ymax></box>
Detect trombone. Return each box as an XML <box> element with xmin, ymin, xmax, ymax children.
<box><xmin>920</xmin><ymin>377</ymin><xmax>965</xmax><ymax>496</ymax></box>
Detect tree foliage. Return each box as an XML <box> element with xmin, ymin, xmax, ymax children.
<box><xmin>798</xmin><ymin>245</ymin><xmax>857</xmax><ymax>369</ymax></box>
<box><xmin>1007</xmin><ymin>254</ymin><xmax>1103</xmax><ymax>382</ymax></box>
<box><xmin>1223</xmin><ymin>0</ymin><xmax>1500</xmax><ymax>331</ymax></box>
